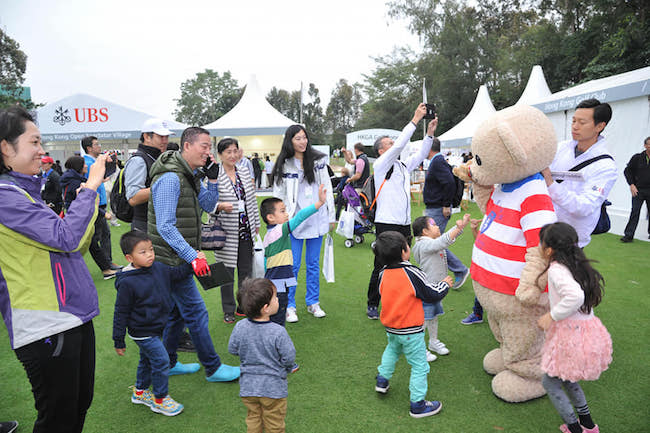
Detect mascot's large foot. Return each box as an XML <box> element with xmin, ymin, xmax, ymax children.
<box><xmin>491</xmin><ymin>370</ymin><xmax>546</xmax><ymax>403</ymax></box>
<box><xmin>483</xmin><ymin>348</ymin><xmax>506</xmax><ymax>375</ymax></box>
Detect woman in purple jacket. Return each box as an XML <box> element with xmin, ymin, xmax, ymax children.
<box><xmin>0</xmin><ymin>106</ymin><xmax>107</xmax><ymax>433</ymax></box>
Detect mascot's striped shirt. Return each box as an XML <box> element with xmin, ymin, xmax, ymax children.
<box><xmin>471</xmin><ymin>173</ymin><xmax>556</xmax><ymax>296</ymax></box>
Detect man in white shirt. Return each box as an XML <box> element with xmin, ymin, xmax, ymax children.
<box><xmin>366</xmin><ymin>103</ymin><xmax>438</xmax><ymax>319</ymax></box>
<box><xmin>541</xmin><ymin>98</ymin><xmax>617</xmax><ymax>248</ymax></box>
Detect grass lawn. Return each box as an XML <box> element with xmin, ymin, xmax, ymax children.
<box><xmin>1</xmin><ymin>200</ymin><xmax>648</xmax><ymax>432</ymax></box>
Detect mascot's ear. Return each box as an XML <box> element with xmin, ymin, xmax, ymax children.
<box><xmin>496</xmin><ymin>122</ymin><xmax>527</xmax><ymax>166</ymax></box>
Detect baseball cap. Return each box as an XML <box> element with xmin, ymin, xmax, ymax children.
<box><xmin>141</xmin><ymin>118</ymin><xmax>174</xmax><ymax>136</ymax></box>
<box><xmin>41</xmin><ymin>156</ymin><xmax>54</xmax><ymax>164</ymax></box>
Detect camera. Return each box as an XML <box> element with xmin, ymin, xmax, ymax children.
<box><xmin>424</xmin><ymin>103</ymin><xmax>437</xmax><ymax>120</ymax></box>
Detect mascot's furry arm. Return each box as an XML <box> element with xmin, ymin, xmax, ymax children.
<box><xmin>453</xmin><ymin>161</ymin><xmax>493</xmax><ymax>214</ymax></box>
<box><xmin>515</xmin><ymin>245</ymin><xmax>549</xmax><ymax>306</ymax></box>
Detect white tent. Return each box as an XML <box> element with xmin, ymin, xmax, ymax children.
<box><xmin>202</xmin><ymin>75</ymin><xmax>297</xmax><ymax>136</ymax></box>
<box><xmin>202</xmin><ymin>75</ymin><xmax>298</xmax><ymax>158</ymax></box>
<box><xmin>533</xmin><ymin>66</ymin><xmax>650</xmax><ymax>241</ymax></box>
<box><xmin>515</xmin><ymin>65</ymin><xmax>552</xmax><ymax>106</ymax></box>
<box><xmin>438</xmin><ymin>85</ymin><xmax>496</xmax><ymax>149</ymax></box>
<box><xmin>35</xmin><ymin>93</ymin><xmax>187</xmax><ymax>142</ymax></box>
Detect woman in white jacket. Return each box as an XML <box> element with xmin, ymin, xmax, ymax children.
<box><xmin>271</xmin><ymin>125</ymin><xmax>335</xmax><ymax>322</ymax></box>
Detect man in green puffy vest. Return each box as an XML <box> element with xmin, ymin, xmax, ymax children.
<box><xmin>148</xmin><ymin>126</ymin><xmax>240</xmax><ymax>382</ymax></box>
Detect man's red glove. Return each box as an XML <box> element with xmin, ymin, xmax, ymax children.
<box><xmin>191</xmin><ymin>258</ymin><xmax>210</xmax><ymax>277</ymax></box>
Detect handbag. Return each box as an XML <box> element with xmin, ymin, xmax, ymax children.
<box><xmin>322</xmin><ymin>234</ymin><xmax>335</xmax><ymax>283</ymax></box>
<box><xmin>252</xmin><ymin>234</ymin><xmax>265</xmax><ymax>278</ymax></box>
<box><xmin>556</xmin><ymin>154</ymin><xmax>614</xmax><ymax>235</ymax></box>
<box><xmin>201</xmin><ymin>215</ymin><xmax>226</xmax><ymax>250</ymax></box>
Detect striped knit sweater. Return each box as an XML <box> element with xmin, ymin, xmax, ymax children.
<box><xmin>213</xmin><ymin>163</ymin><xmax>261</xmax><ymax>268</ymax></box>
<box><xmin>470</xmin><ymin>173</ymin><xmax>556</xmax><ymax>296</ymax></box>
<box><xmin>263</xmin><ymin>205</ymin><xmax>318</xmax><ymax>292</ymax></box>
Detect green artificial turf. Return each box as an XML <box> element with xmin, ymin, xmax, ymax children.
<box><xmin>1</xmin><ymin>200</ymin><xmax>648</xmax><ymax>432</ymax></box>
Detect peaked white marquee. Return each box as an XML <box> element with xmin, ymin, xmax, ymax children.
<box><xmin>438</xmin><ymin>85</ymin><xmax>496</xmax><ymax>148</ymax></box>
<box><xmin>516</xmin><ymin>65</ymin><xmax>552</xmax><ymax>106</ymax></box>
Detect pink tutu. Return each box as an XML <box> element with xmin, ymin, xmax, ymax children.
<box><xmin>541</xmin><ymin>315</ymin><xmax>612</xmax><ymax>382</ymax></box>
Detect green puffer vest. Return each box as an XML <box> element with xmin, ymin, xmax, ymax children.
<box><xmin>147</xmin><ymin>150</ymin><xmax>202</xmax><ymax>266</ymax></box>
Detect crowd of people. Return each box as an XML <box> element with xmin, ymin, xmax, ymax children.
<box><xmin>0</xmin><ymin>96</ymin><xmax>643</xmax><ymax>432</ymax></box>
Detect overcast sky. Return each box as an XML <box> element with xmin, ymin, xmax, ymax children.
<box><xmin>2</xmin><ymin>0</ymin><xmax>420</xmax><ymax>121</ymax></box>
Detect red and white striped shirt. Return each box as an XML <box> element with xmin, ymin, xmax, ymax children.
<box><xmin>470</xmin><ymin>174</ymin><xmax>556</xmax><ymax>296</ymax></box>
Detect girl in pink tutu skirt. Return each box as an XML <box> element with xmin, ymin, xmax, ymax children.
<box><xmin>536</xmin><ymin>222</ymin><xmax>612</xmax><ymax>433</ymax></box>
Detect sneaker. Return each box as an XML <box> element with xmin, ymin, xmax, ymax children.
<box><xmin>206</xmin><ymin>363</ymin><xmax>240</xmax><ymax>382</ymax></box>
<box><xmin>429</xmin><ymin>339</ymin><xmax>450</xmax><ymax>355</ymax></box>
<box><xmin>286</xmin><ymin>307</ymin><xmax>299</xmax><ymax>323</ymax></box>
<box><xmin>168</xmin><ymin>361</ymin><xmax>200</xmax><ymax>376</ymax></box>
<box><xmin>223</xmin><ymin>313</ymin><xmax>236</xmax><ymax>324</ymax></box>
<box><xmin>367</xmin><ymin>306</ymin><xmax>379</xmax><ymax>320</ymax></box>
<box><xmin>581</xmin><ymin>425</ymin><xmax>600</xmax><ymax>433</ymax></box>
<box><xmin>307</xmin><ymin>303</ymin><xmax>326</xmax><ymax>318</ymax></box>
<box><xmin>235</xmin><ymin>308</ymin><xmax>246</xmax><ymax>317</ymax></box>
<box><xmin>102</xmin><ymin>269</ymin><xmax>117</xmax><ymax>280</ymax></box>
<box><xmin>426</xmin><ymin>350</ymin><xmax>437</xmax><ymax>362</ymax></box>
<box><xmin>375</xmin><ymin>374</ymin><xmax>389</xmax><ymax>393</ymax></box>
<box><xmin>0</xmin><ymin>421</ymin><xmax>18</xmax><ymax>433</ymax></box>
<box><xmin>290</xmin><ymin>362</ymin><xmax>300</xmax><ymax>373</ymax></box>
<box><xmin>177</xmin><ymin>331</ymin><xmax>195</xmax><ymax>353</ymax></box>
<box><xmin>110</xmin><ymin>263</ymin><xmax>123</xmax><ymax>271</ymax></box>
<box><xmin>409</xmin><ymin>400</ymin><xmax>442</xmax><ymax>418</ymax></box>
<box><xmin>620</xmin><ymin>236</ymin><xmax>633</xmax><ymax>243</ymax></box>
<box><xmin>453</xmin><ymin>269</ymin><xmax>470</xmax><ymax>289</ymax></box>
<box><xmin>461</xmin><ymin>312</ymin><xmax>483</xmax><ymax>325</ymax></box>
<box><xmin>131</xmin><ymin>388</ymin><xmax>154</xmax><ymax>407</ymax></box>
<box><xmin>150</xmin><ymin>395</ymin><xmax>184</xmax><ymax>416</ymax></box>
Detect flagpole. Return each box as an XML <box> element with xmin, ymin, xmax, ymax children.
<box><xmin>300</xmin><ymin>81</ymin><xmax>304</xmax><ymax>124</ymax></box>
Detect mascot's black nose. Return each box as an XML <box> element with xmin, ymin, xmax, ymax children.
<box><xmin>475</xmin><ymin>155</ymin><xmax>482</xmax><ymax>166</ymax></box>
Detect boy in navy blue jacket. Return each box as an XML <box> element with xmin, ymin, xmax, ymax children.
<box><xmin>113</xmin><ymin>231</ymin><xmax>190</xmax><ymax>417</ymax></box>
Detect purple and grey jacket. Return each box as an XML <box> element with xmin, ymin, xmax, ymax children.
<box><xmin>0</xmin><ymin>171</ymin><xmax>99</xmax><ymax>349</ymax></box>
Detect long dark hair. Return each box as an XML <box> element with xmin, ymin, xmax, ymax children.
<box><xmin>0</xmin><ymin>106</ymin><xmax>34</xmax><ymax>175</ymax></box>
<box><xmin>271</xmin><ymin>125</ymin><xmax>325</xmax><ymax>185</ymax></box>
<box><xmin>537</xmin><ymin>222</ymin><xmax>604</xmax><ymax>313</ymax></box>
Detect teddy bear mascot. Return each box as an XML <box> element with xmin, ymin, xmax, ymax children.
<box><xmin>454</xmin><ymin>104</ymin><xmax>558</xmax><ymax>402</ymax></box>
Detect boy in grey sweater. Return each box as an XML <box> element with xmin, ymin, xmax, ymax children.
<box><xmin>411</xmin><ymin>213</ymin><xmax>470</xmax><ymax>361</ymax></box>
<box><xmin>228</xmin><ymin>278</ymin><xmax>296</xmax><ymax>433</ymax></box>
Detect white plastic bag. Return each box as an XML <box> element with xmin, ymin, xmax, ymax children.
<box><xmin>252</xmin><ymin>234</ymin><xmax>265</xmax><ymax>278</ymax></box>
<box><xmin>336</xmin><ymin>206</ymin><xmax>354</xmax><ymax>239</ymax></box>
<box><xmin>322</xmin><ymin>234</ymin><xmax>335</xmax><ymax>283</ymax></box>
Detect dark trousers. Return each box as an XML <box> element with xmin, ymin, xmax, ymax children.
<box><xmin>623</xmin><ymin>190</ymin><xmax>650</xmax><ymax>238</ymax></box>
<box><xmin>15</xmin><ymin>321</ymin><xmax>95</xmax><ymax>433</ymax></box>
<box><xmin>221</xmin><ymin>238</ymin><xmax>253</xmax><ymax>314</ymax></box>
<box><xmin>270</xmin><ymin>291</ymin><xmax>288</xmax><ymax>327</ymax></box>
<box><xmin>367</xmin><ymin>223</ymin><xmax>412</xmax><ymax>308</ymax></box>
<box><xmin>88</xmin><ymin>207</ymin><xmax>112</xmax><ymax>271</ymax></box>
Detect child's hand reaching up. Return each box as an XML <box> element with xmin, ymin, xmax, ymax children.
<box><xmin>456</xmin><ymin>213</ymin><xmax>471</xmax><ymax>230</ymax></box>
<box><xmin>315</xmin><ymin>184</ymin><xmax>327</xmax><ymax>209</ymax></box>
<box><xmin>470</xmin><ymin>218</ymin><xmax>482</xmax><ymax>239</ymax></box>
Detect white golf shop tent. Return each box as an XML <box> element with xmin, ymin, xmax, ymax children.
<box><xmin>202</xmin><ymin>75</ymin><xmax>297</xmax><ymax>158</ymax></box>
<box><xmin>515</xmin><ymin>65</ymin><xmax>552</xmax><ymax>106</ymax></box>
<box><xmin>533</xmin><ymin>66</ymin><xmax>650</xmax><ymax>241</ymax></box>
<box><xmin>35</xmin><ymin>93</ymin><xmax>188</xmax><ymax>161</ymax></box>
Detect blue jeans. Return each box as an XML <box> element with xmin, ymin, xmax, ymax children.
<box><xmin>424</xmin><ymin>207</ymin><xmax>468</xmax><ymax>276</ymax></box>
<box><xmin>377</xmin><ymin>332</ymin><xmax>430</xmax><ymax>402</ymax></box>
<box><xmin>289</xmin><ymin>234</ymin><xmax>323</xmax><ymax>308</ymax></box>
<box><xmin>163</xmin><ymin>270</ymin><xmax>221</xmax><ymax>376</ymax></box>
<box><xmin>134</xmin><ymin>336</ymin><xmax>170</xmax><ymax>399</ymax></box>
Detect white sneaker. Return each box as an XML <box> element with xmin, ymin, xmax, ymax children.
<box><xmin>429</xmin><ymin>339</ymin><xmax>450</xmax><ymax>355</ymax></box>
<box><xmin>307</xmin><ymin>303</ymin><xmax>326</xmax><ymax>318</ymax></box>
<box><xmin>426</xmin><ymin>350</ymin><xmax>437</xmax><ymax>362</ymax></box>
<box><xmin>286</xmin><ymin>307</ymin><xmax>299</xmax><ymax>323</ymax></box>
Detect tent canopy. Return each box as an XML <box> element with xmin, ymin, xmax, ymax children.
<box><xmin>438</xmin><ymin>85</ymin><xmax>496</xmax><ymax>148</ymax></box>
<box><xmin>533</xmin><ymin>66</ymin><xmax>650</xmax><ymax>113</ymax></box>
<box><xmin>35</xmin><ymin>93</ymin><xmax>187</xmax><ymax>142</ymax></box>
<box><xmin>202</xmin><ymin>75</ymin><xmax>297</xmax><ymax>136</ymax></box>
<box><xmin>516</xmin><ymin>65</ymin><xmax>552</xmax><ymax>106</ymax></box>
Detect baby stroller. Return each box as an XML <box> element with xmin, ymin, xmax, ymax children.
<box><xmin>340</xmin><ymin>184</ymin><xmax>375</xmax><ymax>248</ymax></box>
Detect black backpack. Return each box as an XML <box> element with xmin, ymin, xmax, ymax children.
<box><xmin>110</xmin><ymin>167</ymin><xmax>133</xmax><ymax>222</ymax></box>
<box><xmin>451</xmin><ymin>173</ymin><xmax>465</xmax><ymax>208</ymax></box>
<box><xmin>359</xmin><ymin>166</ymin><xmax>394</xmax><ymax>223</ymax></box>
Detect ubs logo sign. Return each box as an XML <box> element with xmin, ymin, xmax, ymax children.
<box><xmin>52</xmin><ymin>106</ymin><xmax>109</xmax><ymax>125</ymax></box>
